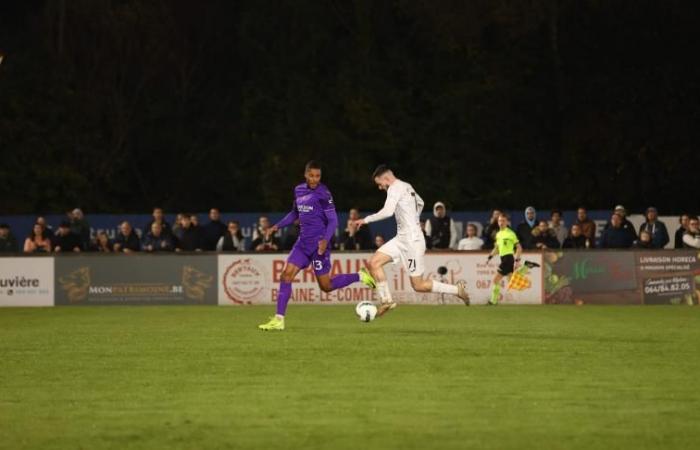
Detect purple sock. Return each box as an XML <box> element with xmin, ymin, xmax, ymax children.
<box><xmin>276</xmin><ymin>281</ymin><xmax>292</xmax><ymax>316</ymax></box>
<box><xmin>330</xmin><ymin>273</ymin><xmax>360</xmax><ymax>290</ymax></box>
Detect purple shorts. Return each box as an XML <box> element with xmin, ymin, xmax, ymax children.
<box><xmin>287</xmin><ymin>240</ymin><xmax>331</xmax><ymax>276</ymax></box>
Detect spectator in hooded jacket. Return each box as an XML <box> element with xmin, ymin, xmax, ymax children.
<box><xmin>575</xmin><ymin>207</ymin><xmax>597</xmax><ymax>243</ymax></box>
<box><xmin>600</xmin><ymin>213</ymin><xmax>635</xmax><ymax>249</ymax></box>
<box><xmin>674</xmin><ymin>214</ymin><xmax>690</xmax><ymax>249</ymax></box>
<box><xmin>424</xmin><ymin>201</ymin><xmax>460</xmax><ymax>249</ymax></box>
<box><xmin>531</xmin><ymin>220</ymin><xmax>560</xmax><ymax>249</ymax></box>
<box><xmin>0</xmin><ymin>223</ymin><xmax>19</xmax><ymax>253</ymax></box>
<box><xmin>638</xmin><ymin>207</ymin><xmax>669</xmax><ymax>249</ymax></box>
<box><xmin>481</xmin><ymin>209</ymin><xmax>502</xmax><ymax>250</ymax></box>
<box><xmin>562</xmin><ymin>224</ymin><xmax>590</xmax><ymax>249</ymax></box>
<box><xmin>202</xmin><ymin>208</ymin><xmax>227</xmax><ymax>251</ymax></box>
<box><xmin>217</xmin><ymin>220</ymin><xmax>246</xmax><ymax>252</ymax></box>
<box><xmin>516</xmin><ymin>206</ymin><xmax>537</xmax><ymax>249</ymax></box>
<box><xmin>683</xmin><ymin>216</ymin><xmax>700</xmax><ymax>249</ymax></box>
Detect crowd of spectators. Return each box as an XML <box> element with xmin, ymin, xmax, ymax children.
<box><xmin>1</xmin><ymin>204</ymin><xmax>699</xmax><ymax>255</ymax></box>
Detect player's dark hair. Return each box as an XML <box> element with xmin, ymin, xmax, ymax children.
<box><xmin>305</xmin><ymin>160</ymin><xmax>322</xmax><ymax>171</ymax></box>
<box><xmin>372</xmin><ymin>164</ymin><xmax>391</xmax><ymax>179</ymax></box>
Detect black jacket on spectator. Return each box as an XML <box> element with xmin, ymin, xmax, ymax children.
<box><xmin>639</xmin><ymin>221</ymin><xmax>669</xmax><ymax>249</ymax></box>
<box><xmin>482</xmin><ymin>222</ymin><xmax>499</xmax><ymax>250</ymax></box>
<box><xmin>202</xmin><ymin>220</ymin><xmax>227</xmax><ymax>251</ymax></box>
<box><xmin>532</xmin><ymin>230</ymin><xmax>560</xmax><ymax>249</ymax></box>
<box><xmin>114</xmin><ymin>232</ymin><xmax>141</xmax><ymax>252</ymax></box>
<box><xmin>221</xmin><ymin>232</ymin><xmax>245</xmax><ymax>251</ymax></box>
<box><xmin>141</xmin><ymin>233</ymin><xmax>174</xmax><ymax>252</ymax></box>
<box><xmin>145</xmin><ymin>220</ymin><xmax>172</xmax><ymax>237</ymax></box>
<box><xmin>53</xmin><ymin>232</ymin><xmax>83</xmax><ymax>252</ymax></box>
<box><xmin>0</xmin><ymin>235</ymin><xmax>19</xmax><ymax>253</ymax></box>
<box><xmin>342</xmin><ymin>224</ymin><xmax>373</xmax><ymax>250</ymax></box>
<box><xmin>634</xmin><ymin>240</ymin><xmax>654</xmax><ymax>249</ymax></box>
<box><xmin>674</xmin><ymin>227</ymin><xmax>687</xmax><ymax>249</ymax></box>
<box><xmin>516</xmin><ymin>222</ymin><xmax>537</xmax><ymax>249</ymax></box>
<box><xmin>427</xmin><ymin>216</ymin><xmax>452</xmax><ymax>249</ymax></box>
<box><xmin>562</xmin><ymin>235</ymin><xmax>590</xmax><ymax>249</ymax></box>
<box><xmin>599</xmin><ymin>227</ymin><xmax>635</xmax><ymax>249</ymax></box>
<box><xmin>604</xmin><ymin>218</ymin><xmax>637</xmax><ymax>243</ymax></box>
<box><xmin>177</xmin><ymin>225</ymin><xmax>203</xmax><ymax>251</ymax></box>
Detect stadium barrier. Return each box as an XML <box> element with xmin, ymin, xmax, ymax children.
<box><xmin>1</xmin><ymin>250</ymin><xmax>698</xmax><ymax>307</ymax></box>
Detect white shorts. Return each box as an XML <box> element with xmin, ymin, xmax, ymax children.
<box><xmin>377</xmin><ymin>236</ymin><xmax>426</xmax><ymax>277</ymax></box>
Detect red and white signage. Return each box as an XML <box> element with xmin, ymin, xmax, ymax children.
<box><xmin>218</xmin><ymin>252</ymin><xmax>543</xmax><ymax>306</ymax></box>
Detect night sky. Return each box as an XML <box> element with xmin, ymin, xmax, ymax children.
<box><xmin>1</xmin><ymin>0</ymin><xmax>699</xmax><ymax>214</ymax></box>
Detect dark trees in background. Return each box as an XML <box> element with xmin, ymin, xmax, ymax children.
<box><xmin>1</xmin><ymin>0</ymin><xmax>698</xmax><ymax>214</ymax></box>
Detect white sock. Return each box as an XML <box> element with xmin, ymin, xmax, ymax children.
<box><xmin>275</xmin><ymin>314</ymin><xmax>284</xmax><ymax>320</ymax></box>
<box><xmin>376</xmin><ymin>281</ymin><xmax>393</xmax><ymax>303</ymax></box>
<box><xmin>431</xmin><ymin>281</ymin><xmax>458</xmax><ymax>295</ymax></box>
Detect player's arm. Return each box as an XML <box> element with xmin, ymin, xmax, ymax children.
<box><xmin>358</xmin><ymin>189</ymin><xmax>400</xmax><ymax>225</ymax></box>
<box><xmin>514</xmin><ymin>242</ymin><xmax>523</xmax><ymax>267</ymax></box>
<box><xmin>487</xmin><ymin>246</ymin><xmax>499</xmax><ymax>262</ymax></box>
<box><xmin>269</xmin><ymin>203</ymin><xmax>298</xmax><ymax>236</ymax></box>
<box><xmin>318</xmin><ymin>192</ymin><xmax>338</xmax><ymax>254</ymax></box>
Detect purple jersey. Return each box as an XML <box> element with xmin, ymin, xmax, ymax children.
<box><xmin>293</xmin><ymin>182</ymin><xmax>335</xmax><ymax>244</ymax></box>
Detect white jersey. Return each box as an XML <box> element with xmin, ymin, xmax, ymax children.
<box><xmin>364</xmin><ymin>179</ymin><xmax>424</xmax><ymax>241</ymax></box>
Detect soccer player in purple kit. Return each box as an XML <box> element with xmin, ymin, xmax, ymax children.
<box><xmin>258</xmin><ymin>161</ymin><xmax>376</xmax><ymax>330</ymax></box>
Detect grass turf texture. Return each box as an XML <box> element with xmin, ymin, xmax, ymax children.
<box><xmin>1</xmin><ymin>306</ymin><xmax>699</xmax><ymax>450</ymax></box>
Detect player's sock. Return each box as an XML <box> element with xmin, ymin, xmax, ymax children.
<box><xmin>430</xmin><ymin>281</ymin><xmax>459</xmax><ymax>295</ymax></box>
<box><xmin>275</xmin><ymin>281</ymin><xmax>292</xmax><ymax>316</ymax></box>
<box><xmin>376</xmin><ymin>281</ymin><xmax>393</xmax><ymax>303</ymax></box>
<box><xmin>330</xmin><ymin>273</ymin><xmax>360</xmax><ymax>290</ymax></box>
<box><xmin>491</xmin><ymin>283</ymin><xmax>501</xmax><ymax>303</ymax></box>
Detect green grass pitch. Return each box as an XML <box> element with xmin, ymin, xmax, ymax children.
<box><xmin>1</xmin><ymin>305</ymin><xmax>700</xmax><ymax>450</ymax></box>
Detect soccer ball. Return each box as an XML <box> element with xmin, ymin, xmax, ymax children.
<box><xmin>355</xmin><ymin>301</ymin><xmax>377</xmax><ymax>322</ymax></box>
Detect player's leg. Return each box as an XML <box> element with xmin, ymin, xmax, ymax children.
<box><xmin>490</xmin><ymin>255</ymin><xmax>513</xmax><ymax>305</ymax></box>
<box><xmin>313</xmin><ymin>247</ymin><xmax>376</xmax><ymax>292</ymax></box>
<box><xmin>405</xmin><ymin>241</ymin><xmax>469</xmax><ymax>304</ymax></box>
<box><xmin>259</xmin><ymin>246</ymin><xmax>308</xmax><ymax>330</ymax></box>
<box><xmin>370</xmin><ymin>240</ymin><xmax>399</xmax><ymax>307</ymax></box>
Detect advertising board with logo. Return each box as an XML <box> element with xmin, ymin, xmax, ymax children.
<box><xmin>55</xmin><ymin>255</ymin><xmax>217</xmax><ymax>305</ymax></box>
<box><xmin>218</xmin><ymin>252</ymin><xmax>543</xmax><ymax>306</ymax></box>
<box><xmin>636</xmin><ymin>250</ymin><xmax>700</xmax><ymax>305</ymax></box>
<box><xmin>0</xmin><ymin>257</ymin><xmax>54</xmax><ymax>307</ymax></box>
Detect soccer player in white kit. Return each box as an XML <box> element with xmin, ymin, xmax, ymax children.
<box><xmin>353</xmin><ymin>165</ymin><xmax>470</xmax><ymax>315</ymax></box>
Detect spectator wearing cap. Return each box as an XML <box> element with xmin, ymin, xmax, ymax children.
<box><xmin>562</xmin><ymin>224</ymin><xmax>591</xmax><ymax>249</ymax></box>
<box><xmin>113</xmin><ymin>221</ymin><xmax>140</xmax><ymax>253</ymax></box>
<box><xmin>0</xmin><ymin>223</ymin><xmax>19</xmax><ymax>253</ymax></box>
<box><xmin>53</xmin><ymin>221</ymin><xmax>82</xmax><ymax>252</ymax></box>
<box><xmin>516</xmin><ymin>206</ymin><xmax>537</xmax><ymax>249</ymax></box>
<box><xmin>425</xmin><ymin>201</ymin><xmax>460</xmax><ymax>249</ymax></box>
<box><xmin>675</xmin><ymin>214</ymin><xmax>690</xmax><ymax>249</ymax></box>
<box><xmin>638</xmin><ymin>207</ymin><xmax>669</xmax><ymax>249</ymax></box>
<box><xmin>605</xmin><ymin>205</ymin><xmax>637</xmax><ymax>243</ymax></box>
<box><xmin>683</xmin><ymin>216</ymin><xmax>700</xmax><ymax>249</ymax></box>
<box><xmin>600</xmin><ymin>213</ymin><xmax>635</xmax><ymax>249</ymax></box>
<box><xmin>202</xmin><ymin>208</ymin><xmax>227</xmax><ymax>251</ymax></box>
<box><xmin>70</xmin><ymin>208</ymin><xmax>90</xmax><ymax>250</ymax></box>
<box><xmin>549</xmin><ymin>209</ymin><xmax>568</xmax><ymax>246</ymax></box>
<box><xmin>574</xmin><ymin>207</ymin><xmax>596</xmax><ymax>243</ymax></box>
<box><xmin>457</xmin><ymin>223</ymin><xmax>484</xmax><ymax>251</ymax></box>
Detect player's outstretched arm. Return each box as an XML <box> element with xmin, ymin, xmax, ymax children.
<box><xmin>274</xmin><ymin>208</ymin><xmax>299</xmax><ymax>231</ymax></box>
<box><xmin>362</xmin><ymin>190</ymin><xmax>400</xmax><ymax>225</ymax></box>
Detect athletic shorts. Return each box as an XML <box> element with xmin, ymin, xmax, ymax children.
<box><xmin>287</xmin><ymin>240</ymin><xmax>331</xmax><ymax>276</ymax></box>
<box><xmin>377</xmin><ymin>236</ymin><xmax>426</xmax><ymax>277</ymax></box>
<box><xmin>498</xmin><ymin>254</ymin><xmax>515</xmax><ymax>276</ymax></box>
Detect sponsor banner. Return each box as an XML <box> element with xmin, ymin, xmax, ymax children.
<box><xmin>218</xmin><ymin>252</ymin><xmax>543</xmax><ymax>306</ymax></box>
<box><xmin>636</xmin><ymin>250</ymin><xmax>700</xmax><ymax>305</ymax></box>
<box><xmin>0</xmin><ymin>257</ymin><xmax>54</xmax><ymax>307</ymax></box>
<box><xmin>55</xmin><ymin>255</ymin><xmax>217</xmax><ymax>305</ymax></box>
